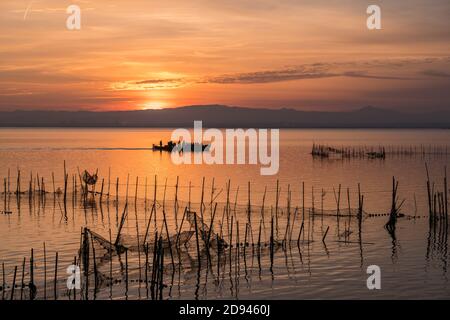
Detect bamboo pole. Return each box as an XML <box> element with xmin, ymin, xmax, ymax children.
<box><xmin>91</xmin><ymin>235</ymin><xmax>98</xmax><ymax>293</ymax></box>
<box><xmin>52</xmin><ymin>172</ymin><xmax>55</xmax><ymax>194</ymax></box>
<box><xmin>108</xmin><ymin>167</ymin><xmax>111</xmax><ymax>198</ymax></box>
<box><xmin>270</xmin><ymin>216</ymin><xmax>274</xmax><ymax>271</ymax></box>
<box><xmin>54</xmin><ymin>252</ymin><xmax>58</xmax><ymax>300</ymax></box>
<box><xmin>444</xmin><ymin>166</ymin><xmax>448</xmax><ymax>216</ymax></box>
<box><xmin>116</xmin><ymin>177</ymin><xmax>119</xmax><ymax>204</ymax></box>
<box><xmin>100</xmin><ymin>178</ymin><xmax>104</xmax><ymax>202</ymax></box>
<box><xmin>1</xmin><ymin>262</ymin><xmax>4</xmax><ymax>300</ymax></box>
<box><xmin>322</xmin><ymin>226</ymin><xmax>330</xmax><ymax>243</ymax></box>
<box><xmin>275</xmin><ymin>180</ymin><xmax>279</xmax><ymax>238</ymax></box>
<box><xmin>16</xmin><ymin>169</ymin><xmax>21</xmax><ymax>196</ymax></box>
<box><xmin>193</xmin><ymin>211</ymin><xmax>201</xmax><ymax>267</ymax></box>
<box><xmin>163</xmin><ymin>210</ymin><xmax>175</xmax><ymax>267</ymax></box>
<box><xmin>108</xmin><ymin>229</ymin><xmax>113</xmax><ymax>298</ymax></box>
<box><xmin>125</xmin><ymin>248</ymin><xmax>128</xmax><ymax>293</ymax></box>
<box><xmin>135</xmin><ymin>176</ymin><xmax>139</xmax><ymax>205</ymax></box>
<box><xmin>115</xmin><ymin>203</ymin><xmax>128</xmax><ymax>246</ymax></box>
<box><xmin>20</xmin><ymin>257</ymin><xmax>25</xmax><ymax>300</ymax></box>
<box><xmin>10</xmin><ymin>266</ymin><xmax>17</xmax><ymax>300</ymax></box>
<box><xmin>151</xmin><ymin>231</ymin><xmax>158</xmax><ymax>299</ymax></box>
<box><xmin>43</xmin><ymin>242</ymin><xmax>47</xmax><ymax>300</ymax></box>
<box><xmin>29</xmin><ymin>248</ymin><xmax>34</xmax><ymax>300</ymax></box>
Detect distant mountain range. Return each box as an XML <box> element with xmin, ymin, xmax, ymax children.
<box><xmin>0</xmin><ymin>105</ymin><xmax>449</xmax><ymax>128</ymax></box>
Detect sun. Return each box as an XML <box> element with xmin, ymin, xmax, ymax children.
<box><xmin>141</xmin><ymin>101</ymin><xmax>167</xmax><ymax>110</ymax></box>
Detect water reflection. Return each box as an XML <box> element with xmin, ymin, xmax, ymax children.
<box><xmin>0</xmin><ymin>184</ymin><xmax>448</xmax><ymax>299</ymax></box>
<box><xmin>1</xmin><ymin>128</ymin><xmax>450</xmax><ymax>299</ymax></box>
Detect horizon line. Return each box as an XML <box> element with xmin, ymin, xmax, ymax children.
<box><xmin>0</xmin><ymin>105</ymin><xmax>441</xmax><ymax>114</ymax></box>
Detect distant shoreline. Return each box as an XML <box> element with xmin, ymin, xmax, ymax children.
<box><xmin>0</xmin><ymin>126</ymin><xmax>449</xmax><ymax>130</ymax></box>
<box><xmin>1</xmin><ymin>105</ymin><xmax>449</xmax><ymax>129</ymax></box>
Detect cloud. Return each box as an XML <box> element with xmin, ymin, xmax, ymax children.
<box><xmin>112</xmin><ymin>78</ymin><xmax>189</xmax><ymax>91</ymax></box>
<box><xmin>115</xmin><ymin>57</ymin><xmax>446</xmax><ymax>90</ymax></box>
<box><xmin>421</xmin><ymin>70</ymin><xmax>450</xmax><ymax>78</ymax></box>
<box><xmin>342</xmin><ymin>71</ymin><xmax>413</xmax><ymax>80</ymax></box>
<box><xmin>203</xmin><ymin>66</ymin><xmax>338</xmax><ymax>84</ymax></box>
<box><xmin>134</xmin><ymin>78</ymin><xmax>183</xmax><ymax>85</ymax></box>
<box><xmin>202</xmin><ymin>57</ymin><xmax>449</xmax><ymax>84</ymax></box>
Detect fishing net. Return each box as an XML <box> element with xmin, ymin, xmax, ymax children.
<box><xmin>185</xmin><ymin>210</ymin><xmax>227</xmax><ymax>247</ymax></box>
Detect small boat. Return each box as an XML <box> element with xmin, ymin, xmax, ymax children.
<box><xmin>366</xmin><ymin>151</ymin><xmax>385</xmax><ymax>159</ymax></box>
<box><xmin>152</xmin><ymin>141</ymin><xmax>210</xmax><ymax>152</ymax></box>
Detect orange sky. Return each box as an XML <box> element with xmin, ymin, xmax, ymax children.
<box><xmin>0</xmin><ymin>0</ymin><xmax>449</xmax><ymax>111</ymax></box>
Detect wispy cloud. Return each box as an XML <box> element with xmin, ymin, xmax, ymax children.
<box><xmin>421</xmin><ymin>70</ymin><xmax>450</xmax><ymax>78</ymax></box>
<box><xmin>203</xmin><ymin>65</ymin><xmax>338</xmax><ymax>84</ymax></box>
<box><xmin>114</xmin><ymin>57</ymin><xmax>445</xmax><ymax>90</ymax></box>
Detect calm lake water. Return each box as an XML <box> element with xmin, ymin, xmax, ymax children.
<box><xmin>0</xmin><ymin>128</ymin><xmax>449</xmax><ymax>299</ymax></box>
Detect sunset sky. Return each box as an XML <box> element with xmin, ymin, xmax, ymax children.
<box><xmin>0</xmin><ymin>0</ymin><xmax>449</xmax><ymax>112</ymax></box>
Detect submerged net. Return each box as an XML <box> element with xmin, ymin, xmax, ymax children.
<box><xmin>185</xmin><ymin>210</ymin><xmax>227</xmax><ymax>247</ymax></box>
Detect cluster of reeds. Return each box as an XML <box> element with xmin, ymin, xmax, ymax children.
<box><xmin>425</xmin><ymin>164</ymin><xmax>448</xmax><ymax>224</ymax></box>
<box><xmin>312</xmin><ymin>143</ymin><xmax>385</xmax><ymax>159</ymax></box>
<box><xmin>312</xmin><ymin>144</ymin><xmax>450</xmax><ymax>159</ymax></box>
<box><xmin>424</xmin><ymin>165</ymin><xmax>448</xmax><ymax>264</ymax></box>
<box><xmin>384</xmin><ymin>177</ymin><xmax>405</xmax><ymax>237</ymax></box>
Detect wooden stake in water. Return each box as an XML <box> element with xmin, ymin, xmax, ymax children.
<box><xmin>3</xmin><ymin>178</ymin><xmax>6</xmax><ymax>213</ymax></box>
<box><xmin>100</xmin><ymin>178</ymin><xmax>104</xmax><ymax>202</ymax></box>
<box><xmin>145</xmin><ymin>176</ymin><xmax>148</xmax><ymax>211</ymax></box>
<box><xmin>108</xmin><ymin>229</ymin><xmax>113</xmax><ymax>299</ymax></box>
<box><xmin>174</xmin><ymin>176</ymin><xmax>179</xmax><ymax>226</ymax></box>
<box><xmin>158</xmin><ymin>239</ymin><xmax>164</xmax><ymax>300</ymax></box>
<box><xmin>302</xmin><ymin>181</ymin><xmax>305</xmax><ymax>225</ymax></box>
<box><xmin>126</xmin><ymin>174</ymin><xmax>130</xmax><ymax>204</ymax></box>
<box><xmin>275</xmin><ymin>180</ymin><xmax>279</xmax><ymax>238</ymax></box>
<box><xmin>115</xmin><ymin>203</ymin><xmax>128</xmax><ymax>246</ymax></box>
<box><xmin>135</xmin><ymin>176</ymin><xmax>139</xmax><ymax>206</ymax></box>
<box><xmin>29</xmin><ymin>248</ymin><xmax>34</xmax><ymax>300</ymax></box>
<box><xmin>16</xmin><ymin>169</ymin><xmax>21</xmax><ymax>196</ymax></box>
<box><xmin>90</xmin><ymin>235</ymin><xmax>98</xmax><ymax>293</ymax></box>
<box><xmin>11</xmin><ymin>266</ymin><xmax>17</xmax><ymax>300</ymax></box>
<box><xmin>108</xmin><ymin>167</ymin><xmax>111</xmax><ymax>198</ymax></box>
<box><xmin>116</xmin><ymin>177</ymin><xmax>119</xmax><ymax>204</ymax></box>
<box><xmin>297</xmin><ymin>221</ymin><xmax>304</xmax><ymax>247</ymax></box>
<box><xmin>145</xmin><ymin>243</ymin><xmax>149</xmax><ymax>294</ymax></box>
<box><xmin>150</xmin><ymin>231</ymin><xmax>158</xmax><ymax>299</ymax></box>
<box><xmin>444</xmin><ymin>166</ymin><xmax>448</xmax><ymax>216</ymax></box>
<box><xmin>63</xmin><ymin>161</ymin><xmax>67</xmax><ymax>206</ymax></box>
<box><xmin>153</xmin><ymin>175</ymin><xmax>158</xmax><ymax>226</ymax></box>
<box><xmin>1</xmin><ymin>262</ymin><xmax>5</xmax><ymax>300</ymax></box>
<box><xmin>20</xmin><ymin>257</ymin><xmax>25</xmax><ymax>300</ymax></box>
<box><xmin>322</xmin><ymin>226</ymin><xmax>330</xmax><ymax>243</ymax></box>
<box><xmin>125</xmin><ymin>248</ymin><xmax>129</xmax><ymax>292</ymax></box>
<box><xmin>270</xmin><ymin>217</ymin><xmax>274</xmax><ymax>271</ymax></box>
<box><xmin>193</xmin><ymin>212</ymin><xmax>201</xmax><ymax>267</ymax></box>
<box><xmin>134</xmin><ymin>202</ymin><xmax>142</xmax><ymax>282</ymax></box>
<box><xmin>72</xmin><ymin>256</ymin><xmax>77</xmax><ymax>300</ymax></box>
<box><xmin>43</xmin><ymin>242</ymin><xmax>47</xmax><ymax>300</ymax></box>
<box><xmin>229</xmin><ymin>215</ymin><xmax>233</xmax><ymax>273</ymax></box>
<box><xmin>163</xmin><ymin>210</ymin><xmax>175</xmax><ymax>267</ymax></box>
<box><xmin>175</xmin><ymin>207</ymin><xmax>187</xmax><ymax>249</ymax></box>
<box><xmin>52</xmin><ymin>172</ymin><xmax>55</xmax><ymax>194</ymax></box>
<box><xmin>54</xmin><ymin>252</ymin><xmax>58</xmax><ymax>300</ymax></box>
